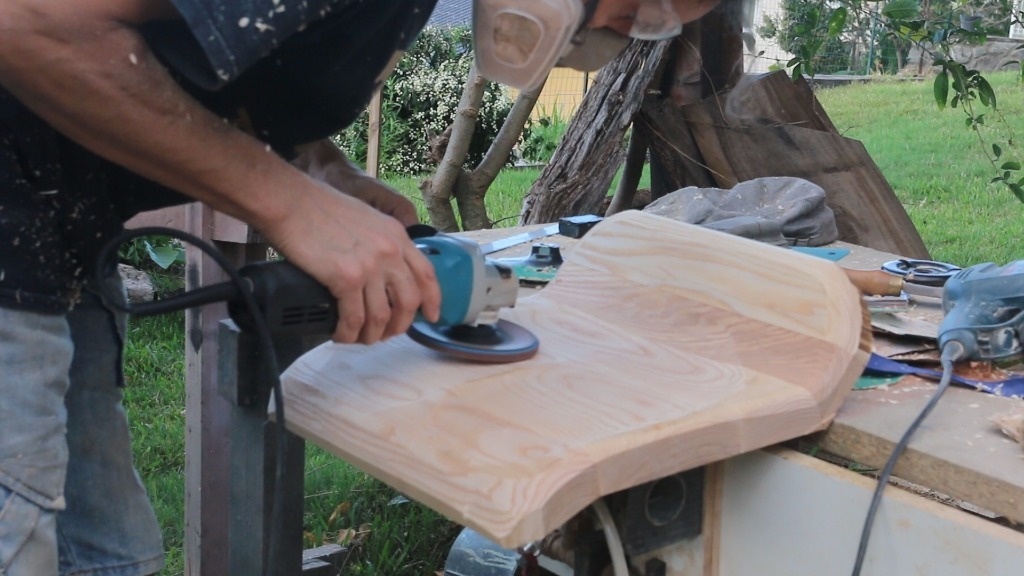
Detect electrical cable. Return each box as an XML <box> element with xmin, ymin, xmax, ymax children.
<box><xmin>849</xmin><ymin>340</ymin><xmax>965</xmax><ymax>576</ymax></box>
<box><xmin>96</xmin><ymin>227</ymin><xmax>288</xmax><ymax>576</ymax></box>
<box><xmin>591</xmin><ymin>498</ymin><xmax>630</xmax><ymax>576</ymax></box>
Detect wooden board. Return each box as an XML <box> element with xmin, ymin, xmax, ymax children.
<box><xmin>643</xmin><ymin>70</ymin><xmax>931</xmax><ymax>260</ymax></box>
<box><xmin>815</xmin><ymin>379</ymin><xmax>1024</xmax><ymax>524</ymax></box>
<box><xmin>278</xmin><ymin>211</ymin><xmax>871</xmax><ymax>547</ymax></box>
<box><xmin>707</xmin><ymin>72</ymin><xmax>838</xmax><ymax>135</ymax></box>
<box><xmin>712</xmin><ymin>125</ymin><xmax>930</xmax><ymax>259</ymax></box>
<box><xmin>811</xmin><ymin>240</ymin><xmax>1024</xmax><ymax>523</ymax></box>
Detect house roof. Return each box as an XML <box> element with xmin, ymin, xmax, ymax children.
<box><xmin>427</xmin><ymin>0</ymin><xmax>472</xmax><ymax>27</ymax></box>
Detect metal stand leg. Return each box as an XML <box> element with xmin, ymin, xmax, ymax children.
<box><xmin>218</xmin><ymin>321</ymin><xmax>306</xmax><ymax>575</ymax></box>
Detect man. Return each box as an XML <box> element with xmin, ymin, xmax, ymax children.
<box><xmin>0</xmin><ymin>0</ymin><xmax>720</xmax><ymax>574</ymax></box>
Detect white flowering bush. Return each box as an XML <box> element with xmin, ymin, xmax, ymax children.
<box><xmin>337</xmin><ymin>26</ymin><xmax>516</xmax><ymax>177</ymax></box>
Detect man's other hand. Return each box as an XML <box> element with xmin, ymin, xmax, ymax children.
<box><xmin>292</xmin><ymin>140</ymin><xmax>420</xmax><ymax>226</ymax></box>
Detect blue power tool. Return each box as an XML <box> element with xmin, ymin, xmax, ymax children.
<box><xmin>228</xmin><ymin>229</ymin><xmax>539</xmax><ymax>363</ymax></box>
<box><xmin>937</xmin><ymin>261</ymin><xmax>1024</xmax><ymax>362</ymax></box>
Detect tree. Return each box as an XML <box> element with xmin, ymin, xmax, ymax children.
<box><xmin>760</xmin><ymin>0</ymin><xmax>854</xmax><ymax>75</ymax></box>
<box><xmin>417</xmin><ymin>61</ymin><xmax>542</xmax><ymax>231</ymax></box>
<box><xmin>335</xmin><ymin>27</ymin><xmax>516</xmax><ymax>179</ymax></box>
<box><xmin>519</xmin><ymin>40</ymin><xmax>669</xmax><ymax>224</ymax></box>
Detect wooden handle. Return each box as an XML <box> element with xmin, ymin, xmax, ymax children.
<box><xmin>842</xmin><ymin>268</ymin><xmax>905</xmax><ymax>296</ymax></box>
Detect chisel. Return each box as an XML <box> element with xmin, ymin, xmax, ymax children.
<box><xmin>842</xmin><ymin>268</ymin><xmax>944</xmax><ymax>298</ymax></box>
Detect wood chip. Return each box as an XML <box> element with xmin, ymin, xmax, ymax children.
<box><xmin>991</xmin><ymin>412</ymin><xmax>1024</xmax><ymax>447</ymax></box>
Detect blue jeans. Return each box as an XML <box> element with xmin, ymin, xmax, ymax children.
<box><xmin>0</xmin><ymin>280</ymin><xmax>164</xmax><ymax>576</ymax></box>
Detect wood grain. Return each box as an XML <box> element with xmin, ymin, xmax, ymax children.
<box><xmin>278</xmin><ymin>211</ymin><xmax>871</xmax><ymax>547</ymax></box>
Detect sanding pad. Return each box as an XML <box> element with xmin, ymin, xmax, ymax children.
<box><xmin>407</xmin><ymin>319</ymin><xmax>539</xmax><ymax>363</ymax></box>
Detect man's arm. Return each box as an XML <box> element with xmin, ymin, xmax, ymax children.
<box><xmin>0</xmin><ymin>0</ymin><xmax>439</xmax><ymax>344</ymax></box>
<box><xmin>292</xmin><ymin>140</ymin><xmax>420</xmax><ymax>227</ymax></box>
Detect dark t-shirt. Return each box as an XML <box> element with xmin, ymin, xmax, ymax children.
<box><xmin>0</xmin><ymin>0</ymin><xmax>435</xmax><ymax>313</ymax></box>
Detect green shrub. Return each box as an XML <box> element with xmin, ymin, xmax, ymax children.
<box><xmin>759</xmin><ymin>0</ymin><xmax>853</xmax><ymax>75</ymax></box>
<box><xmin>336</xmin><ymin>26</ymin><xmax>517</xmax><ymax>177</ymax></box>
<box><xmin>520</xmin><ymin>106</ymin><xmax>569</xmax><ymax>164</ymax></box>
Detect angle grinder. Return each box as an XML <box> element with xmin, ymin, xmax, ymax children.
<box><xmin>937</xmin><ymin>260</ymin><xmax>1024</xmax><ymax>362</ymax></box>
<box><xmin>111</xmin><ymin>226</ymin><xmax>540</xmax><ymax>363</ymax></box>
<box><xmin>234</xmin><ymin>230</ymin><xmax>538</xmax><ymax>363</ymax></box>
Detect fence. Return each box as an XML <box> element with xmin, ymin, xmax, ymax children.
<box><xmin>746</xmin><ymin>0</ymin><xmax>1024</xmax><ymax>76</ymax></box>
<box><xmin>501</xmin><ymin>67</ymin><xmax>591</xmax><ymax>122</ymax></box>
<box><xmin>745</xmin><ymin>0</ymin><xmax>911</xmax><ymax>76</ymax></box>
<box><xmin>535</xmin><ymin>68</ymin><xmax>592</xmax><ymax>120</ymax></box>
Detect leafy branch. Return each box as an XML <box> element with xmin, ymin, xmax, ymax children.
<box><xmin>784</xmin><ymin>3</ymin><xmax>850</xmax><ymax>79</ymax></box>
<box><xmin>884</xmin><ymin>0</ymin><xmax>1024</xmax><ymax>201</ymax></box>
<box><xmin>784</xmin><ymin>0</ymin><xmax>1024</xmax><ymax>202</ymax></box>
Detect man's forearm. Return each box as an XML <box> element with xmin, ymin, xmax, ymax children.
<box><xmin>0</xmin><ymin>1</ymin><xmax>301</xmax><ymax>232</ymax></box>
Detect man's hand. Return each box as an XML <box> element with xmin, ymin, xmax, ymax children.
<box><xmin>267</xmin><ymin>179</ymin><xmax>440</xmax><ymax>344</ymax></box>
<box><xmin>292</xmin><ymin>140</ymin><xmax>419</xmax><ymax>226</ymax></box>
<box><xmin>286</xmin><ymin>141</ymin><xmax>436</xmax><ymax>342</ymax></box>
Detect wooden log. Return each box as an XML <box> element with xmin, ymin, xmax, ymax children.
<box><xmin>520</xmin><ymin>40</ymin><xmax>668</xmax><ymax>224</ymax></box>
<box><xmin>695</xmin><ymin>2</ymin><xmax>745</xmax><ymax>97</ymax></box>
<box><xmin>277</xmin><ymin>211</ymin><xmax>871</xmax><ymax>547</ymax></box>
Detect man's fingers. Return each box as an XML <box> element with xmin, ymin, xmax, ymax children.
<box><xmin>358</xmin><ymin>280</ymin><xmax>391</xmax><ymax>344</ymax></box>
<box><xmin>333</xmin><ymin>288</ymin><xmax>365</xmax><ymax>344</ymax></box>
<box><xmin>329</xmin><ymin>243</ymin><xmax>429</xmax><ymax>344</ymax></box>
<box><xmin>381</xmin><ymin>272</ymin><xmax>420</xmax><ymax>340</ymax></box>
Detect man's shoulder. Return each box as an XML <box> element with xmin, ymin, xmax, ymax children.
<box><xmin>151</xmin><ymin>0</ymin><xmax>431</xmax><ymax>90</ymax></box>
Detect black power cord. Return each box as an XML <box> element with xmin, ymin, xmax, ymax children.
<box><xmin>849</xmin><ymin>340</ymin><xmax>965</xmax><ymax>576</ymax></box>
<box><xmin>96</xmin><ymin>226</ymin><xmax>288</xmax><ymax>576</ymax></box>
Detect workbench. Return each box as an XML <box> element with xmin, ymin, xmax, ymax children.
<box><xmin>218</xmin><ymin>216</ymin><xmax>1024</xmax><ymax>576</ymax></box>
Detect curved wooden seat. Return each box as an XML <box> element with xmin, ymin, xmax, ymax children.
<box><xmin>279</xmin><ymin>211</ymin><xmax>871</xmax><ymax>547</ymax></box>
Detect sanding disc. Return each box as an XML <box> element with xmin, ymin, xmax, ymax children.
<box><xmin>407</xmin><ymin>319</ymin><xmax>539</xmax><ymax>363</ymax></box>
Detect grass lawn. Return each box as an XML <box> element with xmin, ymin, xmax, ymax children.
<box><xmin>815</xmin><ymin>72</ymin><xmax>1024</xmax><ymax>265</ymax></box>
<box><xmin>383</xmin><ymin>165</ymin><xmax>652</xmax><ymax>229</ymax></box>
<box><xmin>125</xmin><ymin>71</ymin><xmax>1024</xmax><ymax>575</ymax></box>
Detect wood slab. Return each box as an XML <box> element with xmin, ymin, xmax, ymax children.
<box><xmin>641</xmin><ymin>70</ymin><xmax>931</xmax><ymax>259</ymax></box>
<box><xmin>278</xmin><ymin>211</ymin><xmax>871</xmax><ymax>547</ymax></box>
<box><xmin>815</xmin><ymin>377</ymin><xmax>1024</xmax><ymax>524</ymax></box>
<box><xmin>711</xmin><ymin>125</ymin><xmax>930</xmax><ymax>259</ymax></box>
